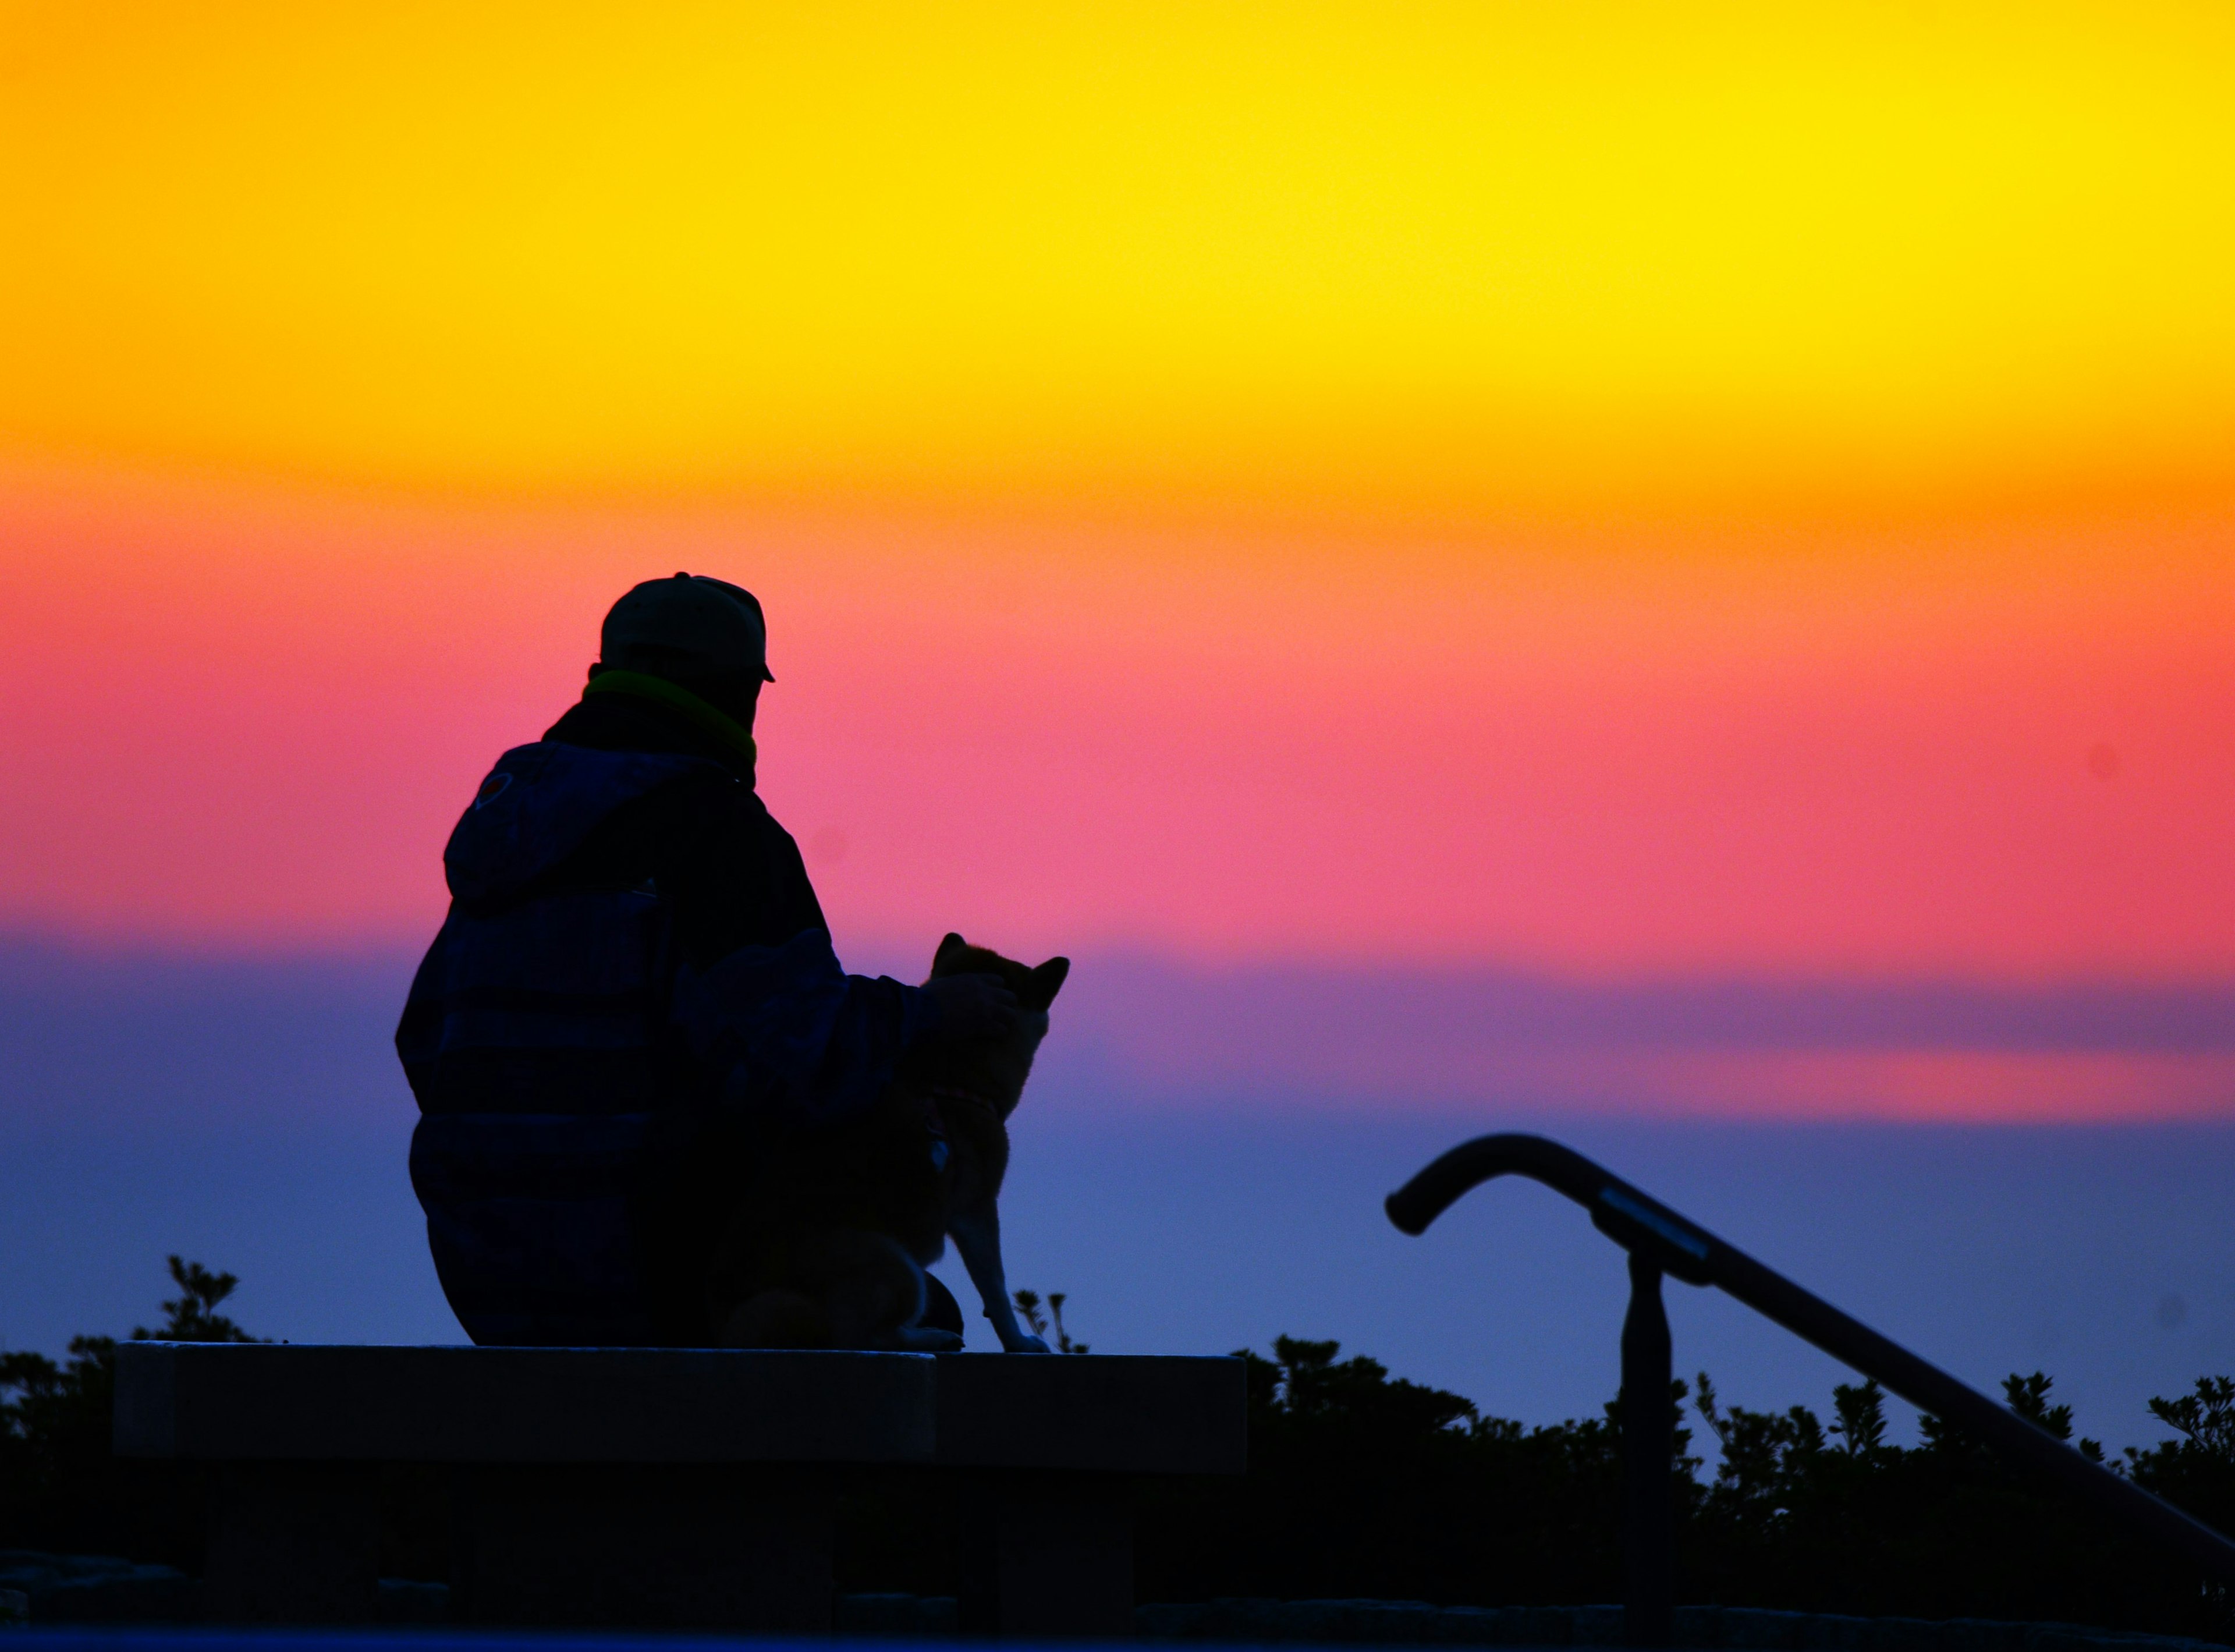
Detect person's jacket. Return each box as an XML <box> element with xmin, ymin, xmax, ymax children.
<box><xmin>396</xmin><ymin>686</ymin><xmax>934</xmax><ymax>1346</ymax></box>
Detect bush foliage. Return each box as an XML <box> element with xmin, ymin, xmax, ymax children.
<box><xmin>1136</xmin><ymin>1335</ymin><xmax>2234</xmax><ymax>1643</ymax></box>
<box><xmin>1</xmin><ymin>1257</ymin><xmax>257</xmax><ymax>1561</ymax></box>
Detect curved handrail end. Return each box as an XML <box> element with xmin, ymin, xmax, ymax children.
<box><xmin>1385</xmin><ymin>1186</ymin><xmax>1436</xmax><ymax>1236</ymax></box>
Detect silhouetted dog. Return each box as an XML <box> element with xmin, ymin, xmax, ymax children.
<box><xmin>708</xmin><ymin>933</ymin><xmax>1069</xmax><ymax>1352</ymax></box>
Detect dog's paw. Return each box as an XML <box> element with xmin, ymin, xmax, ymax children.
<box><xmin>1002</xmin><ymin>1332</ymin><xmax>1052</xmax><ymax>1355</ymax></box>
<box><xmin>895</xmin><ymin>1325</ymin><xmax>966</xmax><ymax>1352</ymax></box>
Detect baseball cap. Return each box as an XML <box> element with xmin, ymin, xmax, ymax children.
<box><xmin>599</xmin><ymin>573</ymin><xmax>774</xmax><ymax>683</ymax></box>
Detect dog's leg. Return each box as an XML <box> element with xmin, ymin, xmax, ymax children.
<box><xmin>948</xmin><ymin>1203</ymin><xmax>1049</xmax><ymax>1353</ymax></box>
<box><xmin>894</xmin><ymin>1323</ymin><xmax>964</xmax><ymax>1352</ymax></box>
<box><xmin>885</xmin><ymin>1251</ymin><xmax>962</xmax><ymax>1350</ymax></box>
<box><xmin>814</xmin><ymin>1230</ymin><xmax>964</xmax><ymax>1352</ymax></box>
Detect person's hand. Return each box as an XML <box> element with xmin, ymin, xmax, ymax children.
<box><xmin>923</xmin><ymin>972</ymin><xmax>1019</xmax><ymax>1041</ymax></box>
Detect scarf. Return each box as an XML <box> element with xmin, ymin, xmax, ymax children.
<box><xmin>581</xmin><ymin>669</ymin><xmax>758</xmax><ymax>778</ymax></box>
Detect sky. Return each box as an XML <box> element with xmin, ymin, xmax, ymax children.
<box><xmin>2</xmin><ymin>2</ymin><xmax>2233</xmax><ymax>1412</ymax></box>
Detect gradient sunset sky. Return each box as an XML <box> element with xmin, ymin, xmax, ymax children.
<box><xmin>5</xmin><ymin>1</ymin><xmax>2232</xmax><ymax>1122</ymax></box>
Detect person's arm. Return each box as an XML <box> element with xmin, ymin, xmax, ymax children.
<box><xmin>655</xmin><ymin>778</ymin><xmax>1015</xmax><ymax>1129</ymax></box>
<box><xmin>671</xmin><ymin>930</ymin><xmax>1024</xmax><ymax>1132</ymax></box>
<box><xmin>670</xmin><ymin>927</ymin><xmax>925</xmax><ymax>1130</ymax></box>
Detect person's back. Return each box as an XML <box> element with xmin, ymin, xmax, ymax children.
<box><xmin>395</xmin><ymin>574</ymin><xmax>1013</xmax><ymax>1345</ymax></box>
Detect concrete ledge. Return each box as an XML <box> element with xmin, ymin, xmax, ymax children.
<box><xmin>940</xmin><ymin>1355</ymin><xmax>1250</xmax><ymax>1476</ymax></box>
<box><xmin>112</xmin><ymin>1343</ymin><xmax>1245</xmax><ymax>1474</ymax></box>
<box><xmin>115</xmin><ymin>1345</ymin><xmax>936</xmax><ymax>1465</ymax></box>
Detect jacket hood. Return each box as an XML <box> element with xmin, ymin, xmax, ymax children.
<box><xmin>443</xmin><ymin>740</ymin><xmax>719</xmax><ymax>906</ymax></box>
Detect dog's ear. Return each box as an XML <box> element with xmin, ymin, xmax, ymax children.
<box><xmin>1021</xmin><ymin>956</ymin><xmax>1070</xmax><ymax>1011</ymax></box>
<box><xmin>934</xmin><ymin>932</ymin><xmax>968</xmax><ymax>969</ymax></box>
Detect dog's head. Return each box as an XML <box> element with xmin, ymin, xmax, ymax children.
<box><xmin>925</xmin><ymin>932</ymin><xmax>1069</xmax><ymax>1118</ymax></box>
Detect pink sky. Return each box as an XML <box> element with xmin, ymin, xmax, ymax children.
<box><xmin>4</xmin><ymin>459</ymin><xmax>2230</xmax><ymax>983</ymax></box>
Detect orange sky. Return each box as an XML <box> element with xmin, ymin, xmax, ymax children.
<box><xmin>3</xmin><ymin>3</ymin><xmax>2233</xmax><ymax>1116</ymax></box>
<box><xmin>8</xmin><ymin>1</ymin><xmax>2235</xmax><ymax>519</ymax></box>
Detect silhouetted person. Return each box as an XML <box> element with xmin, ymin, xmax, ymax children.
<box><xmin>396</xmin><ymin>574</ymin><xmax>1014</xmax><ymax>1344</ymax></box>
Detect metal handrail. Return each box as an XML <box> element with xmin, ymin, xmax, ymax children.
<box><xmin>1386</xmin><ymin>1132</ymin><xmax>2235</xmax><ymax>1647</ymax></box>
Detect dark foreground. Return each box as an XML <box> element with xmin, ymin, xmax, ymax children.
<box><xmin>9</xmin><ymin>1272</ymin><xmax>2235</xmax><ymax>1647</ymax></box>
<box><xmin>6</xmin><ymin>1606</ymin><xmax>2235</xmax><ymax>1652</ymax></box>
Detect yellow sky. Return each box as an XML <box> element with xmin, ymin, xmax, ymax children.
<box><xmin>6</xmin><ymin>1</ymin><xmax>2234</xmax><ymax>522</ymax></box>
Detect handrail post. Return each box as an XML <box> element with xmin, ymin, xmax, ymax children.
<box><xmin>1621</xmin><ymin>1253</ymin><xmax>1674</xmax><ymax>1649</ymax></box>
